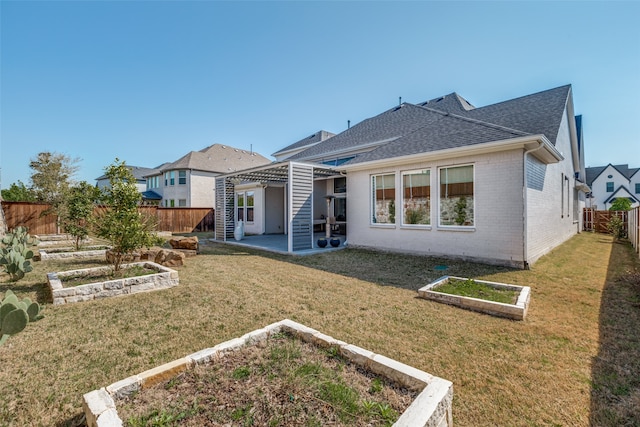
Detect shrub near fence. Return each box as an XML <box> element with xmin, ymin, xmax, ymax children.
<box><xmin>1</xmin><ymin>202</ymin><xmax>214</xmax><ymax>234</ymax></box>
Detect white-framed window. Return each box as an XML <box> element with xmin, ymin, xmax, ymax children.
<box><xmin>439</xmin><ymin>164</ymin><xmax>474</xmax><ymax>227</ymax></box>
<box><xmin>164</xmin><ymin>171</ymin><xmax>175</xmax><ymax>186</ymax></box>
<box><xmin>164</xmin><ymin>199</ymin><xmax>175</xmax><ymax>207</ymax></box>
<box><xmin>147</xmin><ymin>176</ymin><xmax>159</xmax><ymax>190</ymax></box>
<box><xmin>402</xmin><ymin>169</ymin><xmax>430</xmax><ymax>226</ymax></box>
<box><xmin>178</xmin><ymin>199</ymin><xmax>187</xmax><ymax>207</ymax></box>
<box><xmin>371</xmin><ymin>173</ymin><xmax>396</xmax><ymax>224</ymax></box>
<box><xmin>178</xmin><ymin>170</ymin><xmax>186</xmax><ymax>185</ymax></box>
<box><xmin>236</xmin><ymin>191</ymin><xmax>255</xmax><ymax>223</ymax></box>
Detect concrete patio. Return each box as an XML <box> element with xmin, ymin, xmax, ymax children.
<box><xmin>208</xmin><ymin>232</ymin><xmax>346</xmax><ymax>256</ymax></box>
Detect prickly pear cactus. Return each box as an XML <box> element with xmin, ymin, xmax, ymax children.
<box><xmin>0</xmin><ymin>290</ymin><xmax>43</xmax><ymax>346</ymax></box>
<box><xmin>0</xmin><ymin>227</ymin><xmax>37</xmax><ymax>282</ymax></box>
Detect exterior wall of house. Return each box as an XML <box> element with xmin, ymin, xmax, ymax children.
<box><xmin>525</xmin><ymin>110</ymin><xmax>581</xmax><ymax>265</ymax></box>
<box><xmin>235</xmin><ymin>183</ymin><xmax>265</xmax><ymax>235</ymax></box>
<box><xmin>590</xmin><ymin>165</ymin><xmax>630</xmax><ymax>209</ymax></box>
<box><xmin>346</xmin><ymin>149</ymin><xmax>526</xmax><ymax>267</ymax></box>
<box><xmin>96</xmin><ymin>178</ymin><xmax>146</xmax><ymax>193</ymax></box>
<box><xmin>189</xmin><ymin>170</ymin><xmax>218</xmax><ymax>207</ymax></box>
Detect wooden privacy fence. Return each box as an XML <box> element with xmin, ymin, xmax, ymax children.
<box><xmin>1</xmin><ymin>202</ymin><xmax>214</xmax><ymax>234</ymax></box>
<box><xmin>1</xmin><ymin>202</ymin><xmax>58</xmax><ymax>235</ymax></box>
<box><xmin>583</xmin><ymin>208</ymin><xmax>628</xmax><ymax>234</ymax></box>
<box><xmin>629</xmin><ymin>207</ymin><xmax>640</xmax><ymax>258</ymax></box>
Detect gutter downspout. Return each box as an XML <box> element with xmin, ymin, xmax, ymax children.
<box><xmin>523</xmin><ymin>141</ymin><xmax>546</xmax><ymax>270</ymax></box>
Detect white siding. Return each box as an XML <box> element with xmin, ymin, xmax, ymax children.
<box><xmin>235</xmin><ymin>184</ymin><xmax>265</xmax><ymax>235</ymax></box>
<box><xmin>590</xmin><ymin>165</ymin><xmax>629</xmax><ymax>209</ymax></box>
<box><xmin>189</xmin><ymin>171</ymin><xmax>217</xmax><ymax>207</ymax></box>
<box><xmin>347</xmin><ymin>150</ymin><xmax>526</xmax><ymax>267</ymax></box>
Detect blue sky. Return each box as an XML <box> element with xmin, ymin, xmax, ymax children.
<box><xmin>1</xmin><ymin>1</ymin><xmax>639</xmax><ymax>187</ymax></box>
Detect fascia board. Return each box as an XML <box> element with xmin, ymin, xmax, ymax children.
<box><xmin>340</xmin><ymin>135</ymin><xmax>562</xmax><ymax>172</ymax></box>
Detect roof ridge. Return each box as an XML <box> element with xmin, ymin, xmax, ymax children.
<box><xmin>412</xmin><ymin>102</ymin><xmax>530</xmax><ymax>137</ymax></box>
<box><xmin>471</xmin><ymin>85</ymin><xmax>572</xmax><ymax>114</ymax></box>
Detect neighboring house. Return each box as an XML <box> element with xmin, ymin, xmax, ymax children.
<box><xmin>585</xmin><ymin>164</ymin><xmax>640</xmax><ymax>209</ymax></box>
<box><xmin>145</xmin><ymin>144</ymin><xmax>272</xmax><ymax>208</ymax></box>
<box><xmin>215</xmin><ymin>84</ymin><xmax>589</xmax><ymax>268</ymax></box>
<box><xmin>96</xmin><ymin>165</ymin><xmax>161</xmax><ymax>204</ymax></box>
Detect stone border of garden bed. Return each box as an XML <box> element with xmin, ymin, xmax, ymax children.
<box><xmin>39</xmin><ymin>247</ymin><xmax>108</xmax><ymax>261</ymax></box>
<box><xmin>47</xmin><ymin>262</ymin><xmax>179</xmax><ymax>305</ymax></box>
<box><xmin>82</xmin><ymin>319</ymin><xmax>454</xmax><ymax>427</ymax></box>
<box><xmin>417</xmin><ymin>275</ymin><xmax>530</xmax><ymax>320</ymax></box>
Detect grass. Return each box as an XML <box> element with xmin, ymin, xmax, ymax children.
<box><xmin>119</xmin><ymin>332</ymin><xmax>412</xmax><ymax>426</ymax></box>
<box><xmin>434</xmin><ymin>278</ymin><xmax>518</xmax><ymax>304</ymax></box>
<box><xmin>0</xmin><ymin>232</ymin><xmax>639</xmax><ymax>426</ymax></box>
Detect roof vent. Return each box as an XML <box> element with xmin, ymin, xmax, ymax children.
<box><xmin>222</xmin><ymin>145</ymin><xmax>227</xmax><ymax>149</ymax></box>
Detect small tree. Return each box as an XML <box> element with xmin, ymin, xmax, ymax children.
<box><xmin>609</xmin><ymin>198</ymin><xmax>632</xmax><ymax>212</ymax></box>
<box><xmin>1</xmin><ymin>181</ymin><xmax>36</xmax><ymax>202</ymax></box>
<box><xmin>29</xmin><ymin>151</ymin><xmax>80</xmax><ymax>227</ymax></box>
<box><xmin>607</xmin><ymin>215</ymin><xmax>627</xmax><ymax>240</ymax></box>
<box><xmin>62</xmin><ymin>181</ymin><xmax>100</xmax><ymax>251</ymax></box>
<box><xmin>93</xmin><ymin>159</ymin><xmax>156</xmax><ymax>271</ymax></box>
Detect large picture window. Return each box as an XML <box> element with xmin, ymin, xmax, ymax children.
<box><xmin>371</xmin><ymin>174</ymin><xmax>396</xmax><ymax>224</ymax></box>
<box><xmin>439</xmin><ymin>165</ymin><xmax>474</xmax><ymax>226</ymax></box>
<box><xmin>402</xmin><ymin>169</ymin><xmax>430</xmax><ymax>225</ymax></box>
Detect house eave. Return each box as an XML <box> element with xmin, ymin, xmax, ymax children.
<box><xmin>339</xmin><ymin>135</ymin><xmax>563</xmax><ymax>172</ymax></box>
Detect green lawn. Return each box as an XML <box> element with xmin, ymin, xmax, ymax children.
<box><xmin>0</xmin><ymin>232</ymin><xmax>638</xmax><ymax>426</ymax></box>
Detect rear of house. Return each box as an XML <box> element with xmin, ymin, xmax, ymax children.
<box><xmin>216</xmin><ymin>84</ymin><xmax>588</xmax><ymax>268</ymax></box>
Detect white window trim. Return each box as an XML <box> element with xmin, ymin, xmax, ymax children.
<box><xmin>437</xmin><ymin>163</ymin><xmax>476</xmax><ymax>230</ymax></box>
<box><xmin>370</xmin><ymin>172</ymin><xmax>397</xmax><ymax>228</ymax></box>
<box><xmin>235</xmin><ymin>191</ymin><xmax>255</xmax><ymax>224</ymax></box>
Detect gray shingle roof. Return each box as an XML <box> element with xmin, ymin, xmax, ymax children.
<box><xmin>159</xmin><ymin>144</ymin><xmax>272</xmax><ymax>174</ymax></box>
<box><xmin>95</xmin><ymin>165</ymin><xmax>159</xmax><ymax>182</ymax></box>
<box><xmin>272</xmin><ymin>130</ymin><xmax>336</xmax><ymax>156</ymax></box>
<box><xmin>586</xmin><ymin>164</ymin><xmax>640</xmax><ymax>185</ymax></box>
<box><xmin>287</xmin><ymin>85</ymin><xmax>572</xmax><ymax>166</ymax></box>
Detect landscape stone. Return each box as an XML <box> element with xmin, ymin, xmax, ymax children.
<box><xmin>169</xmin><ymin>236</ymin><xmax>199</xmax><ymax>251</ymax></box>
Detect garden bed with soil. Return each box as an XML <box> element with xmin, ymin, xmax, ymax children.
<box><xmin>47</xmin><ymin>261</ymin><xmax>179</xmax><ymax>305</ymax></box>
<box><xmin>83</xmin><ymin>320</ymin><xmax>453</xmax><ymax>427</ymax></box>
<box><xmin>417</xmin><ymin>275</ymin><xmax>530</xmax><ymax>320</ymax></box>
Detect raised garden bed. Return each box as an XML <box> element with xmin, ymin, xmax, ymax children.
<box><xmin>417</xmin><ymin>275</ymin><xmax>530</xmax><ymax>320</ymax></box>
<box><xmin>39</xmin><ymin>246</ymin><xmax>109</xmax><ymax>261</ymax></box>
<box><xmin>83</xmin><ymin>319</ymin><xmax>453</xmax><ymax>427</ymax></box>
<box><xmin>47</xmin><ymin>261</ymin><xmax>179</xmax><ymax>305</ymax></box>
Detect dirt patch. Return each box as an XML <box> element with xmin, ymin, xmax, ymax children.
<box><xmin>118</xmin><ymin>332</ymin><xmax>417</xmax><ymax>426</ymax></box>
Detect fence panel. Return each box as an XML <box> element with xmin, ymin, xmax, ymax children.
<box><xmin>156</xmin><ymin>208</ymin><xmax>214</xmax><ymax>233</ymax></box>
<box><xmin>1</xmin><ymin>202</ymin><xmax>214</xmax><ymax>235</ymax></box>
<box><xmin>629</xmin><ymin>207</ymin><xmax>639</xmax><ymax>257</ymax></box>
<box><xmin>1</xmin><ymin>202</ymin><xmax>58</xmax><ymax>235</ymax></box>
<box><xmin>583</xmin><ymin>208</ymin><xmax>628</xmax><ymax>235</ymax></box>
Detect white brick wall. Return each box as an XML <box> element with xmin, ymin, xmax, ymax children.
<box><xmin>346</xmin><ymin>149</ymin><xmax>526</xmax><ymax>267</ymax></box>
<box><xmin>525</xmin><ymin>111</ymin><xmax>581</xmax><ymax>264</ymax></box>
